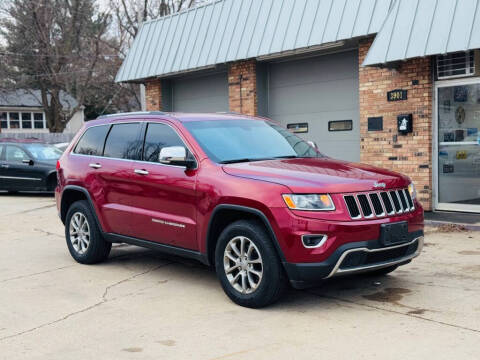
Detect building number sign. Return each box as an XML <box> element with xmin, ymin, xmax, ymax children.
<box><xmin>387</xmin><ymin>89</ymin><xmax>407</xmax><ymax>101</ymax></box>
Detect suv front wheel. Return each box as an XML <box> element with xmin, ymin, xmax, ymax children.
<box><xmin>215</xmin><ymin>220</ymin><xmax>286</xmax><ymax>308</ymax></box>
<box><xmin>65</xmin><ymin>200</ymin><xmax>111</xmax><ymax>264</ymax></box>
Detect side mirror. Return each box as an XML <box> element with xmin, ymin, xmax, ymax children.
<box><xmin>22</xmin><ymin>159</ymin><xmax>34</xmax><ymax>166</ymax></box>
<box><xmin>159</xmin><ymin>146</ymin><xmax>196</xmax><ymax>169</ymax></box>
<box><xmin>307</xmin><ymin>140</ymin><xmax>318</xmax><ymax>150</ymax></box>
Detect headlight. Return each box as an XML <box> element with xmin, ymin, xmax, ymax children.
<box><xmin>408</xmin><ymin>183</ymin><xmax>416</xmax><ymax>200</ymax></box>
<box><xmin>282</xmin><ymin>194</ymin><xmax>335</xmax><ymax>211</ymax></box>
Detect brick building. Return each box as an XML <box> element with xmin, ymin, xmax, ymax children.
<box><xmin>117</xmin><ymin>0</ymin><xmax>480</xmax><ymax>214</ymax></box>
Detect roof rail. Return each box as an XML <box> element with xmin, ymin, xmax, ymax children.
<box><xmin>215</xmin><ymin>111</ymin><xmax>242</xmax><ymax>115</ymax></box>
<box><xmin>97</xmin><ymin>111</ymin><xmax>167</xmax><ymax>119</ymax></box>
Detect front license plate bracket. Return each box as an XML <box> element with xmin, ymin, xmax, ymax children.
<box><xmin>380</xmin><ymin>221</ymin><xmax>409</xmax><ymax>246</ymax></box>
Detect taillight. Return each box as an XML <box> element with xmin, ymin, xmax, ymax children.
<box><xmin>56</xmin><ymin>160</ymin><xmax>60</xmax><ymax>170</ymax></box>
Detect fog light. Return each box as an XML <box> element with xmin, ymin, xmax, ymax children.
<box><xmin>301</xmin><ymin>234</ymin><xmax>328</xmax><ymax>248</ymax></box>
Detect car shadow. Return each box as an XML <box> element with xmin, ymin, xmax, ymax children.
<box><xmin>106</xmin><ymin>244</ymin><xmax>412</xmax><ymax>310</ymax></box>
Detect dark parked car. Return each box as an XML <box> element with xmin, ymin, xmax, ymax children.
<box><xmin>0</xmin><ymin>139</ymin><xmax>62</xmax><ymax>192</ymax></box>
<box><xmin>56</xmin><ymin>112</ymin><xmax>424</xmax><ymax>308</ymax></box>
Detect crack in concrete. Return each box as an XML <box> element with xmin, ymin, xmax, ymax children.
<box><xmin>0</xmin><ymin>262</ymin><xmax>172</xmax><ymax>342</ymax></box>
<box><xmin>33</xmin><ymin>228</ymin><xmax>64</xmax><ymax>238</ymax></box>
<box><xmin>12</xmin><ymin>204</ymin><xmax>56</xmax><ymax>215</ymax></box>
<box><xmin>305</xmin><ymin>290</ymin><xmax>480</xmax><ymax>334</ymax></box>
<box><xmin>0</xmin><ymin>265</ymin><xmax>75</xmax><ymax>284</ymax></box>
<box><xmin>101</xmin><ymin>262</ymin><xmax>172</xmax><ymax>301</ymax></box>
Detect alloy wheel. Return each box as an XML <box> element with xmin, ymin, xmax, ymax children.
<box><xmin>223</xmin><ymin>236</ymin><xmax>263</xmax><ymax>294</ymax></box>
<box><xmin>69</xmin><ymin>212</ymin><xmax>91</xmax><ymax>255</ymax></box>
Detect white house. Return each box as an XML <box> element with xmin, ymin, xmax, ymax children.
<box><xmin>0</xmin><ymin>89</ymin><xmax>84</xmax><ymax>134</ymax></box>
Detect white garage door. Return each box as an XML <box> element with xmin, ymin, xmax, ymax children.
<box><xmin>267</xmin><ymin>51</ymin><xmax>360</xmax><ymax>162</ymax></box>
<box><xmin>172</xmin><ymin>72</ymin><xmax>228</xmax><ymax>112</ymax></box>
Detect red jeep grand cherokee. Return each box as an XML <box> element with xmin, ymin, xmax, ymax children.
<box><xmin>56</xmin><ymin>112</ymin><xmax>423</xmax><ymax>308</ymax></box>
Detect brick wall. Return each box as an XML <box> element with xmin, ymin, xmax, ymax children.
<box><xmin>228</xmin><ymin>60</ymin><xmax>257</xmax><ymax>116</ymax></box>
<box><xmin>145</xmin><ymin>79</ymin><xmax>162</xmax><ymax>111</ymax></box>
<box><xmin>359</xmin><ymin>38</ymin><xmax>433</xmax><ymax>210</ymax></box>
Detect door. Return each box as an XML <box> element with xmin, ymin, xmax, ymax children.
<box><xmin>3</xmin><ymin>145</ymin><xmax>44</xmax><ymax>190</ymax></box>
<box><xmin>435</xmin><ymin>79</ymin><xmax>480</xmax><ymax>213</ymax></box>
<box><xmin>72</xmin><ymin>123</ymin><xmax>142</xmax><ymax>236</ymax></box>
<box><xmin>129</xmin><ymin>122</ymin><xmax>198</xmax><ymax>250</ymax></box>
<box><xmin>97</xmin><ymin>122</ymin><xmax>143</xmax><ymax>236</ymax></box>
<box><xmin>267</xmin><ymin>50</ymin><xmax>360</xmax><ymax>161</ymax></box>
<box><xmin>172</xmin><ymin>72</ymin><xmax>228</xmax><ymax>112</ymax></box>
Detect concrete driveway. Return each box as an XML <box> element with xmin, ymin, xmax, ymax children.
<box><xmin>0</xmin><ymin>194</ymin><xmax>479</xmax><ymax>359</ymax></box>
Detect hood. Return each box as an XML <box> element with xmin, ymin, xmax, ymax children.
<box><xmin>222</xmin><ymin>158</ymin><xmax>410</xmax><ymax>193</ymax></box>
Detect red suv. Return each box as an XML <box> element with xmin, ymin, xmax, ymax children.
<box><xmin>56</xmin><ymin>112</ymin><xmax>423</xmax><ymax>308</ymax></box>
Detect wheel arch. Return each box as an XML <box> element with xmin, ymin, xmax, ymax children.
<box><xmin>60</xmin><ymin>186</ymin><xmax>103</xmax><ymax>232</ymax></box>
<box><xmin>205</xmin><ymin>204</ymin><xmax>286</xmax><ymax>267</ymax></box>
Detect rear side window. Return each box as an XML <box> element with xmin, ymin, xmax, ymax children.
<box><xmin>74</xmin><ymin>125</ymin><xmax>109</xmax><ymax>156</ymax></box>
<box><xmin>143</xmin><ymin>123</ymin><xmax>185</xmax><ymax>163</ymax></box>
<box><xmin>104</xmin><ymin>123</ymin><xmax>142</xmax><ymax>160</ymax></box>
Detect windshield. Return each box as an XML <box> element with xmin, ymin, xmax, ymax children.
<box><xmin>184</xmin><ymin>119</ymin><xmax>321</xmax><ymax>163</ymax></box>
<box><xmin>23</xmin><ymin>143</ymin><xmax>63</xmax><ymax>161</ymax></box>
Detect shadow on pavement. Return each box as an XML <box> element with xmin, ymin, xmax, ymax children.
<box><xmin>105</xmin><ymin>244</ymin><xmax>410</xmax><ymax>309</ymax></box>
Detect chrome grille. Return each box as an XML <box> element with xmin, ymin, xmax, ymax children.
<box><xmin>369</xmin><ymin>193</ymin><xmax>384</xmax><ymax>216</ymax></box>
<box><xmin>344</xmin><ymin>188</ymin><xmax>414</xmax><ymax>219</ymax></box>
<box><xmin>380</xmin><ymin>192</ymin><xmax>394</xmax><ymax>215</ymax></box>
<box><xmin>357</xmin><ymin>194</ymin><xmax>373</xmax><ymax>218</ymax></box>
<box><xmin>344</xmin><ymin>195</ymin><xmax>361</xmax><ymax>219</ymax></box>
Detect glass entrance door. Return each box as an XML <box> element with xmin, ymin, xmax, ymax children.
<box><xmin>436</xmin><ymin>80</ymin><xmax>480</xmax><ymax>212</ymax></box>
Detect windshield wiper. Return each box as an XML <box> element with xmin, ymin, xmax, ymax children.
<box><xmin>219</xmin><ymin>157</ymin><xmax>275</xmax><ymax>164</ymax></box>
<box><xmin>274</xmin><ymin>155</ymin><xmax>298</xmax><ymax>159</ymax></box>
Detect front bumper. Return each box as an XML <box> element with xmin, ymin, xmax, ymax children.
<box><xmin>284</xmin><ymin>230</ymin><xmax>423</xmax><ymax>289</ymax></box>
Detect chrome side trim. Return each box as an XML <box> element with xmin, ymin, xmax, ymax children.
<box><xmin>70</xmin><ymin>120</ymin><xmax>199</xmax><ymax>170</ymax></box>
<box><xmin>325</xmin><ymin>236</ymin><xmax>423</xmax><ymax>278</ymax></box>
<box><xmin>0</xmin><ymin>175</ymin><xmax>42</xmax><ymax>181</ymax></box>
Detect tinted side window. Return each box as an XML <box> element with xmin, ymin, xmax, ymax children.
<box><xmin>143</xmin><ymin>123</ymin><xmax>185</xmax><ymax>163</ymax></box>
<box><xmin>104</xmin><ymin>123</ymin><xmax>142</xmax><ymax>160</ymax></box>
<box><xmin>74</xmin><ymin>125</ymin><xmax>109</xmax><ymax>156</ymax></box>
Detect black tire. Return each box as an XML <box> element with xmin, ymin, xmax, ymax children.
<box><xmin>215</xmin><ymin>220</ymin><xmax>287</xmax><ymax>308</ymax></box>
<box><xmin>364</xmin><ymin>265</ymin><xmax>398</xmax><ymax>277</ymax></box>
<box><xmin>65</xmin><ymin>200</ymin><xmax>111</xmax><ymax>264</ymax></box>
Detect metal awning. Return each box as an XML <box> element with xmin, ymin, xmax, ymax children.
<box><xmin>116</xmin><ymin>0</ymin><xmax>393</xmax><ymax>82</ymax></box>
<box><xmin>363</xmin><ymin>0</ymin><xmax>480</xmax><ymax>66</ymax></box>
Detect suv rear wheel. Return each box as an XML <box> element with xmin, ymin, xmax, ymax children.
<box><xmin>215</xmin><ymin>220</ymin><xmax>286</xmax><ymax>308</ymax></box>
<box><xmin>65</xmin><ymin>200</ymin><xmax>111</xmax><ymax>264</ymax></box>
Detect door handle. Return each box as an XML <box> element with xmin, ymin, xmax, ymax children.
<box><xmin>89</xmin><ymin>163</ymin><xmax>102</xmax><ymax>169</ymax></box>
<box><xmin>1</xmin><ymin>164</ymin><xmax>8</xmax><ymax>168</ymax></box>
<box><xmin>134</xmin><ymin>169</ymin><xmax>149</xmax><ymax>175</ymax></box>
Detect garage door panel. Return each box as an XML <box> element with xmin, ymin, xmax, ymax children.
<box><xmin>317</xmin><ymin>140</ymin><xmax>359</xmax><ymax>160</ymax></box>
<box><xmin>268</xmin><ymin>78</ymin><xmax>358</xmax><ymax>115</ymax></box>
<box><xmin>172</xmin><ymin>72</ymin><xmax>228</xmax><ymax>112</ymax></box>
<box><xmin>272</xmin><ymin>110</ymin><xmax>358</xmax><ymax>140</ymax></box>
<box><xmin>267</xmin><ymin>50</ymin><xmax>360</xmax><ymax>162</ymax></box>
<box><xmin>269</xmin><ymin>52</ymin><xmax>358</xmax><ymax>88</ymax></box>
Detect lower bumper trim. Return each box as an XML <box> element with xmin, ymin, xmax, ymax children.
<box><xmin>326</xmin><ymin>236</ymin><xmax>423</xmax><ymax>278</ymax></box>
<box><xmin>283</xmin><ymin>230</ymin><xmax>424</xmax><ymax>289</ymax></box>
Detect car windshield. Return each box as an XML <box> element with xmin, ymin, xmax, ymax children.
<box><xmin>23</xmin><ymin>143</ymin><xmax>63</xmax><ymax>161</ymax></box>
<box><xmin>184</xmin><ymin>119</ymin><xmax>322</xmax><ymax>163</ymax></box>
